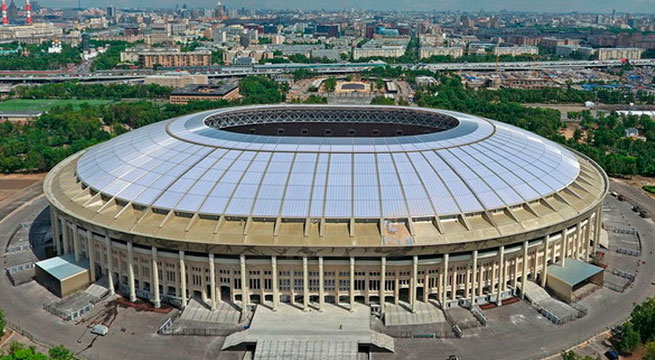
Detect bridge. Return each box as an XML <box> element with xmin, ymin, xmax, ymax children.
<box><xmin>0</xmin><ymin>59</ymin><xmax>652</xmax><ymax>84</ymax></box>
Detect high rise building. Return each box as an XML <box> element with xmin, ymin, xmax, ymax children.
<box><xmin>7</xmin><ymin>0</ymin><xmax>17</xmax><ymax>24</ymax></box>
<box><xmin>106</xmin><ymin>5</ymin><xmax>115</xmax><ymax>19</ymax></box>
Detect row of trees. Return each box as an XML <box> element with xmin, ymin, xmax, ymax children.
<box><xmin>1</xmin><ymin>343</ymin><xmax>76</xmax><ymax>360</ymax></box>
<box><xmin>615</xmin><ymin>298</ymin><xmax>655</xmax><ymax>357</ymax></box>
<box><xmin>0</xmin><ymin>76</ymin><xmax>286</xmax><ymax>173</ymax></box>
<box><xmin>12</xmin><ymin>83</ymin><xmax>172</xmax><ymax>100</ymax></box>
<box><xmin>0</xmin><ymin>307</ymin><xmax>76</xmax><ymax>359</ymax></box>
<box><xmin>413</xmin><ymin>73</ymin><xmax>655</xmax><ymax>177</ymax></box>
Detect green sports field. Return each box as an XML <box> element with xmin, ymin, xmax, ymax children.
<box><xmin>0</xmin><ymin>99</ymin><xmax>113</xmax><ymax>113</ymax></box>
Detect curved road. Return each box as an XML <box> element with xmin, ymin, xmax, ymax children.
<box><xmin>1</xmin><ymin>181</ymin><xmax>654</xmax><ymax>360</ymax></box>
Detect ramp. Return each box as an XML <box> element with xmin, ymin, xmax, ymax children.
<box><xmin>223</xmin><ymin>303</ymin><xmax>394</xmax><ymax>356</ymax></box>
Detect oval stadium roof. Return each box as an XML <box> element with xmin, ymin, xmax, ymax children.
<box><xmin>75</xmin><ymin>105</ymin><xmax>581</xmax><ymax>221</ymax></box>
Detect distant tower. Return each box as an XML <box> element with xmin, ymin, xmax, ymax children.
<box><xmin>24</xmin><ymin>0</ymin><xmax>30</xmax><ymax>24</ymax></box>
<box><xmin>1</xmin><ymin>0</ymin><xmax>7</xmax><ymax>25</ymax></box>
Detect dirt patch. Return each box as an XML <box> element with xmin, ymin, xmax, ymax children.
<box><xmin>0</xmin><ymin>173</ymin><xmax>45</xmax><ymax>202</ymax></box>
<box><xmin>613</xmin><ymin>175</ymin><xmax>655</xmax><ymax>200</ymax></box>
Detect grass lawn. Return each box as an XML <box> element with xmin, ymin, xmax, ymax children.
<box><xmin>643</xmin><ymin>185</ymin><xmax>655</xmax><ymax>194</ymax></box>
<box><xmin>0</xmin><ymin>99</ymin><xmax>113</xmax><ymax>113</ymax></box>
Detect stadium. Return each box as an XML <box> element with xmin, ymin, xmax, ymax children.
<box><xmin>43</xmin><ymin>104</ymin><xmax>607</xmax><ymax>315</ymax></box>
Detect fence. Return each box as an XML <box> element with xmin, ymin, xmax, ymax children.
<box><xmin>6</xmin><ymin>243</ymin><xmax>31</xmax><ymax>253</ymax></box>
<box><xmin>43</xmin><ymin>301</ymin><xmax>94</xmax><ymax>321</ymax></box>
<box><xmin>470</xmin><ymin>306</ymin><xmax>488</xmax><ymax>326</ymax></box>
<box><xmin>6</xmin><ymin>262</ymin><xmax>34</xmax><ymax>274</ymax></box>
<box><xmin>612</xmin><ymin>269</ymin><xmax>636</xmax><ymax>281</ymax></box>
<box><xmin>616</xmin><ymin>248</ymin><xmax>640</xmax><ymax>257</ymax></box>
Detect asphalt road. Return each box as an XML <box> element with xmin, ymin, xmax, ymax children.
<box><xmin>0</xmin><ymin>189</ymin><xmax>240</xmax><ymax>360</ymax></box>
<box><xmin>1</xmin><ymin>181</ymin><xmax>655</xmax><ymax>360</ymax></box>
<box><xmin>378</xmin><ymin>186</ymin><xmax>655</xmax><ymax>360</ymax></box>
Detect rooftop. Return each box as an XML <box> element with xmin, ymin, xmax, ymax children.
<box><xmin>547</xmin><ymin>259</ymin><xmax>604</xmax><ymax>286</ymax></box>
<box><xmin>171</xmin><ymin>83</ymin><xmax>239</xmax><ymax>97</ymax></box>
<box><xmin>36</xmin><ymin>254</ymin><xmax>88</xmax><ymax>281</ymax></box>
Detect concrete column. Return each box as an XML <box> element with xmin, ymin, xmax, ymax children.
<box><xmin>442</xmin><ymin>253</ymin><xmax>449</xmax><ymax>308</ymax></box>
<box><xmin>271</xmin><ymin>256</ymin><xmax>279</xmax><ymax>311</ymax></box>
<box><xmin>478</xmin><ymin>265</ymin><xmax>485</xmax><ymax>296</ymax></box>
<box><xmin>464</xmin><ymin>267</ymin><xmax>471</xmax><ymax>301</ymax></box>
<box><xmin>471</xmin><ymin>250</ymin><xmax>478</xmax><ymax>304</ymax></box>
<box><xmin>104</xmin><ymin>235</ymin><xmax>114</xmax><ymax>295</ymax></box>
<box><xmin>209</xmin><ymin>253</ymin><xmax>217</xmax><ymax>310</ymax></box>
<box><xmin>349</xmin><ymin>256</ymin><xmax>355</xmax><ymax>312</ymax></box>
<box><xmin>151</xmin><ymin>246</ymin><xmax>160</xmax><ymax>308</ymax></box>
<box><xmin>379</xmin><ymin>257</ymin><xmax>385</xmax><ymax>313</ymax></box>
<box><xmin>521</xmin><ymin>241</ymin><xmax>528</xmax><ymax>299</ymax></box>
<box><xmin>496</xmin><ymin>246</ymin><xmax>504</xmax><ymax>306</ymax></box>
<box><xmin>179</xmin><ymin>250</ymin><xmax>187</xmax><ymax>308</ymax></box>
<box><xmin>437</xmin><ymin>271</ymin><xmax>444</xmax><ymax>303</ymax></box>
<box><xmin>127</xmin><ymin>241</ymin><xmax>136</xmax><ymax>302</ymax></box>
<box><xmin>513</xmin><ymin>257</ymin><xmax>519</xmax><ymax>289</ymax></box>
<box><xmin>593</xmin><ymin>209</ymin><xmax>601</xmax><ymax>258</ymax></box>
<box><xmin>423</xmin><ymin>273</ymin><xmax>429</xmax><ymax>302</ymax></box>
<box><xmin>411</xmin><ymin>255</ymin><xmax>418</xmax><ymax>313</ymax></box>
<box><xmin>303</xmin><ymin>256</ymin><xmax>309</xmax><ymax>312</ymax></box>
<box><xmin>575</xmin><ymin>223</ymin><xmax>582</xmax><ymax>260</ymax></box>
<box><xmin>72</xmin><ymin>226</ymin><xmax>80</xmax><ymax>262</ymax></box>
<box><xmin>86</xmin><ymin>230</ymin><xmax>95</xmax><ymax>282</ymax></box>
<box><xmin>394</xmin><ymin>276</ymin><xmax>399</xmax><ymax>305</ymax></box>
<box><xmin>451</xmin><ymin>269</ymin><xmax>457</xmax><ymax>301</ymax></box>
<box><xmin>541</xmin><ymin>235</ymin><xmax>549</xmax><ymax>288</ymax></box>
<box><xmin>561</xmin><ymin>228</ymin><xmax>568</xmax><ymax>266</ymax></box>
<box><xmin>317</xmin><ymin>257</ymin><xmax>323</xmax><ymax>311</ymax></box>
<box><xmin>240</xmin><ymin>254</ymin><xmax>248</xmax><ymax>313</ymax></box>
<box><xmin>62</xmin><ymin>221</ymin><xmax>70</xmax><ymax>254</ymax></box>
<box><xmin>584</xmin><ymin>217</ymin><xmax>592</xmax><ymax>262</ymax></box>
<box><xmin>51</xmin><ymin>210</ymin><xmax>61</xmax><ymax>255</ymax></box>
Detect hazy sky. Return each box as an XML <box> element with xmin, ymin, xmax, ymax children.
<box><xmin>36</xmin><ymin>0</ymin><xmax>655</xmax><ymax>13</ymax></box>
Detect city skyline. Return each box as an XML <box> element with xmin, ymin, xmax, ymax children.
<box><xmin>33</xmin><ymin>0</ymin><xmax>655</xmax><ymax>14</ymax></box>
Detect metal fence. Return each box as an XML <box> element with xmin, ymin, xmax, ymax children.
<box><xmin>6</xmin><ymin>262</ymin><xmax>34</xmax><ymax>274</ymax></box>
<box><xmin>616</xmin><ymin>248</ymin><xmax>640</xmax><ymax>257</ymax></box>
<box><xmin>43</xmin><ymin>301</ymin><xmax>94</xmax><ymax>321</ymax></box>
<box><xmin>6</xmin><ymin>243</ymin><xmax>31</xmax><ymax>253</ymax></box>
<box><xmin>612</xmin><ymin>269</ymin><xmax>636</xmax><ymax>281</ymax></box>
<box><xmin>470</xmin><ymin>306</ymin><xmax>488</xmax><ymax>326</ymax></box>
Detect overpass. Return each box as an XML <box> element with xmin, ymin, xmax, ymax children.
<box><xmin>408</xmin><ymin>58</ymin><xmax>655</xmax><ymax>71</ymax></box>
<box><xmin>0</xmin><ymin>59</ymin><xmax>653</xmax><ymax>84</ymax></box>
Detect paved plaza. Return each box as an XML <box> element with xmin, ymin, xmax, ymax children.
<box><xmin>180</xmin><ymin>299</ymin><xmax>241</xmax><ymax>324</ymax></box>
<box><xmin>384</xmin><ymin>300</ymin><xmax>447</xmax><ymax>326</ymax></box>
<box><xmin>223</xmin><ymin>303</ymin><xmax>393</xmax><ymax>359</ymax></box>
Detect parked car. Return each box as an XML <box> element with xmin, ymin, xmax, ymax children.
<box><xmin>604</xmin><ymin>349</ymin><xmax>619</xmax><ymax>360</ymax></box>
<box><xmin>91</xmin><ymin>324</ymin><xmax>109</xmax><ymax>336</ymax></box>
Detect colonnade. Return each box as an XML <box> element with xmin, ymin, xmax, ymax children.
<box><xmin>50</xmin><ymin>207</ymin><xmax>602</xmax><ymax>313</ymax></box>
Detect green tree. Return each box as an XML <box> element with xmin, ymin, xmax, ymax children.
<box><xmin>370</xmin><ymin>96</ymin><xmax>395</xmax><ymax>105</ymax></box>
<box><xmin>48</xmin><ymin>346</ymin><xmax>76</xmax><ymax>360</ymax></box>
<box><xmin>323</xmin><ymin>77</ymin><xmax>337</xmax><ymax>92</ymax></box>
<box><xmin>618</xmin><ymin>322</ymin><xmax>641</xmax><ymax>354</ymax></box>
<box><xmin>630</xmin><ymin>298</ymin><xmax>655</xmax><ymax>343</ymax></box>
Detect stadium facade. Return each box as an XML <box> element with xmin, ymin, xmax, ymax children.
<box><xmin>44</xmin><ymin>105</ymin><xmax>607</xmax><ymax>314</ymax></box>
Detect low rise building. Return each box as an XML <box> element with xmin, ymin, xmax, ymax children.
<box><xmin>137</xmin><ymin>49</ymin><xmax>211</xmax><ymax>68</ymax></box>
<box><xmin>353</xmin><ymin>46</ymin><xmax>405</xmax><ymax>60</ymax></box>
<box><xmin>353</xmin><ymin>38</ymin><xmax>409</xmax><ymax>60</ymax></box>
<box><xmin>144</xmin><ymin>72</ymin><xmax>209</xmax><ymax>88</ymax></box>
<box><xmin>169</xmin><ymin>83</ymin><xmax>240</xmax><ymax>104</ymax></box>
<box><xmin>596</xmin><ymin>47</ymin><xmax>643</xmax><ymax>60</ymax></box>
<box><xmin>419</xmin><ymin>46</ymin><xmax>464</xmax><ymax>59</ymax></box>
<box><xmin>492</xmin><ymin>46</ymin><xmax>539</xmax><ymax>56</ymax></box>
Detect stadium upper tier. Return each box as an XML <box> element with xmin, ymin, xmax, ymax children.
<box><xmin>74</xmin><ymin>105</ymin><xmax>581</xmax><ymax>220</ymax></box>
